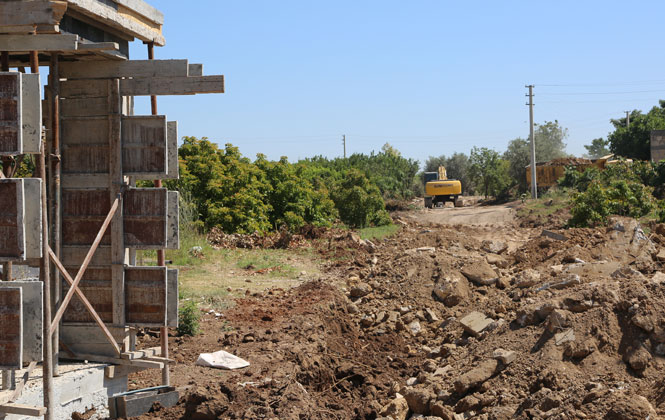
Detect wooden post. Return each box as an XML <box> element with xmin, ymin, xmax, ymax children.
<box><xmin>147</xmin><ymin>41</ymin><xmax>170</xmax><ymax>387</ymax></box>
<box><xmin>1</xmin><ymin>51</ymin><xmax>11</xmax><ymax>283</ymax></box>
<box><xmin>31</xmin><ymin>49</ymin><xmax>55</xmax><ymax>420</ymax></box>
<box><xmin>49</xmin><ymin>52</ymin><xmax>61</xmax><ymax>376</ymax></box>
<box><xmin>109</xmin><ymin>79</ymin><xmax>125</xmax><ymax>328</ymax></box>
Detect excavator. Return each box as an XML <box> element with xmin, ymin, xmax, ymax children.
<box><xmin>423</xmin><ymin>166</ymin><xmax>462</xmax><ymax>208</ymax></box>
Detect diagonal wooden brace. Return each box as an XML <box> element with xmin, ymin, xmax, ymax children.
<box><xmin>49</xmin><ymin>195</ymin><xmax>121</xmax><ymax>355</ymax></box>
<box><xmin>49</xmin><ymin>247</ymin><xmax>121</xmax><ymax>356</ymax></box>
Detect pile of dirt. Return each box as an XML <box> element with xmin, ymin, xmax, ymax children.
<box><xmin>130</xmin><ymin>216</ymin><xmax>665</xmax><ymax>419</ymax></box>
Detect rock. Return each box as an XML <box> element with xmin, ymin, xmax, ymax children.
<box><xmin>611</xmin><ymin>266</ymin><xmax>646</xmax><ymax>280</ymax></box>
<box><xmin>631</xmin><ymin>314</ymin><xmax>654</xmax><ymax>332</ymax></box>
<box><xmin>434</xmin><ymin>366</ymin><xmax>452</xmax><ymax>376</ymax></box>
<box><xmin>651</xmin><ymin>272</ymin><xmax>665</xmax><ymax>284</ymax></box>
<box><xmin>493</xmin><ymin>349</ymin><xmax>516</xmax><ymax>365</ymax></box>
<box><xmin>656</xmin><ymin>249</ymin><xmax>665</xmax><ymax>262</ymax></box>
<box><xmin>563</xmin><ymin>341</ymin><xmax>595</xmax><ymax>359</ymax></box>
<box><xmin>541</xmin><ymin>230</ymin><xmax>568</xmax><ymax>241</ymax></box>
<box><xmin>544</xmin><ymin>309</ymin><xmax>571</xmax><ymax>333</ymax></box>
<box><xmin>347</xmin><ymin>303</ymin><xmax>359</xmax><ymax>314</ymax></box>
<box><xmin>380</xmin><ymin>394</ymin><xmax>410</xmax><ymax>420</ymax></box>
<box><xmin>605</xmin><ymin>393</ymin><xmax>657</xmax><ymax>420</ymax></box>
<box><xmin>459</xmin><ymin>312</ymin><xmax>493</xmax><ymax>337</ymax></box>
<box><xmin>461</xmin><ymin>260</ymin><xmax>498</xmax><ymax>286</ymax></box>
<box><xmin>455</xmin><ymin>394</ymin><xmax>480</xmax><ymax>412</ymax></box>
<box><xmin>403</xmin><ymin>388</ymin><xmax>433</xmax><ymax>415</ymax></box>
<box><xmin>454</xmin><ymin>359</ymin><xmax>500</xmax><ymax>394</ymax></box>
<box><xmin>624</xmin><ymin>345</ymin><xmax>651</xmax><ymax>373</ymax></box>
<box><xmin>424</xmin><ymin>308</ymin><xmax>440</xmax><ymax>322</ymax></box>
<box><xmin>360</xmin><ymin>314</ymin><xmax>374</xmax><ymax>328</ymax></box>
<box><xmin>406</xmin><ymin>377</ymin><xmax>418</xmax><ymax>386</ymax></box>
<box><xmin>481</xmin><ymin>240</ymin><xmax>508</xmax><ymax>254</ymax></box>
<box><xmin>408</xmin><ymin>321</ymin><xmax>422</xmax><ymax>335</ymax></box>
<box><xmin>350</xmin><ymin>282</ymin><xmax>372</xmax><ymax>298</ymax></box>
<box><xmin>515</xmin><ymin>269</ymin><xmax>541</xmax><ymax>288</ymax></box>
<box><xmin>550</xmin><ymin>273</ymin><xmax>581</xmax><ymax>289</ymax></box>
<box><xmin>554</xmin><ymin>329</ymin><xmax>575</xmax><ymax>346</ymax></box>
<box><xmin>432</xmin><ymin>272</ymin><xmax>470</xmax><ymax>307</ymax></box>
<box><xmin>406</xmin><ymin>247</ymin><xmax>436</xmax><ymax>255</ymax></box>
<box><xmin>486</xmin><ymin>254</ymin><xmax>509</xmax><ymax>269</ymax></box>
<box><xmin>430</xmin><ymin>402</ymin><xmax>455</xmax><ymax>420</ymax></box>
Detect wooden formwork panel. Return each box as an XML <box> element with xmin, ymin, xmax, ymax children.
<box><xmin>0</xmin><ymin>180</ymin><xmax>25</xmax><ymax>261</ymax></box>
<box><xmin>62</xmin><ymin>189</ymin><xmax>111</xmax><ymax>246</ymax></box>
<box><xmin>124</xmin><ymin>188</ymin><xmax>167</xmax><ymax>248</ymax></box>
<box><xmin>62</xmin><ymin>267</ymin><xmax>113</xmax><ymax>323</ymax></box>
<box><xmin>61</xmin><ymin>245</ymin><xmax>112</xmax><ymax>268</ymax></box>
<box><xmin>125</xmin><ymin>267</ymin><xmax>167</xmax><ymax>326</ymax></box>
<box><xmin>0</xmin><ymin>72</ymin><xmax>21</xmax><ymax>154</ymax></box>
<box><xmin>166</xmin><ymin>269</ymin><xmax>178</xmax><ymax>328</ymax></box>
<box><xmin>0</xmin><ymin>281</ymin><xmax>43</xmax><ymax>363</ymax></box>
<box><xmin>166</xmin><ymin>191</ymin><xmax>179</xmax><ymax>250</ymax></box>
<box><xmin>59</xmin><ymin>59</ymin><xmax>189</xmax><ymax>80</ymax></box>
<box><xmin>133</xmin><ymin>120</ymin><xmax>179</xmax><ymax>181</ymax></box>
<box><xmin>122</xmin><ymin>115</ymin><xmax>167</xmax><ymax>176</ymax></box>
<box><xmin>0</xmin><ymin>288</ymin><xmax>22</xmax><ymax>369</ymax></box>
<box><xmin>60</xmin><ymin>79</ymin><xmax>110</xmax><ymax>99</ymax></box>
<box><xmin>22</xmin><ymin>178</ymin><xmax>42</xmax><ymax>259</ymax></box>
<box><xmin>61</xmin><ymin>117</ymin><xmax>110</xmax><ymax>174</ymax></box>
<box><xmin>60</xmin><ymin>97</ymin><xmax>109</xmax><ymax>118</ymax></box>
<box><xmin>60</xmin><ymin>325</ymin><xmax>127</xmax><ymax>358</ymax></box>
<box><xmin>21</xmin><ymin>73</ymin><xmax>41</xmax><ymax>154</ymax></box>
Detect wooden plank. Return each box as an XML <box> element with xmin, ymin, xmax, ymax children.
<box><xmin>166</xmin><ymin>269</ymin><xmax>178</xmax><ymax>328</ymax></box>
<box><xmin>66</xmin><ymin>353</ymin><xmax>163</xmax><ymax>369</ymax></box>
<box><xmin>62</xmin><ymin>189</ymin><xmax>111</xmax><ymax>246</ymax></box>
<box><xmin>0</xmin><ymin>34</ymin><xmax>79</xmax><ymax>52</ymax></box>
<box><xmin>105</xmin><ymin>364</ymin><xmax>143</xmax><ymax>379</ymax></box>
<box><xmin>125</xmin><ymin>266</ymin><xmax>167</xmax><ymax>326</ymax></box>
<box><xmin>166</xmin><ymin>191</ymin><xmax>179</xmax><ymax>250</ymax></box>
<box><xmin>166</xmin><ymin>121</ymin><xmax>179</xmax><ymax>179</ymax></box>
<box><xmin>66</xmin><ymin>0</ymin><xmax>165</xmax><ymax>46</ymax></box>
<box><xmin>62</xmin><ymin>245</ymin><xmax>111</xmax><ymax>268</ymax></box>
<box><xmin>0</xmin><ymin>288</ymin><xmax>22</xmax><ymax>369</ymax></box>
<box><xmin>60</xmin><ymin>79</ymin><xmax>109</xmax><ymax>99</ymax></box>
<box><xmin>115</xmin><ymin>0</ymin><xmax>164</xmax><ymax>25</ymax></box>
<box><xmin>20</xmin><ymin>73</ymin><xmax>41</xmax><ymax>154</ymax></box>
<box><xmin>61</xmin><ymin>174</ymin><xmax>108</xmax><ymax>189</ymax></box>
<box><xmin>124</xmin><ymin>188</ymin><xmax>167</xmax><ymax>248</ymax></box>
<box><xmin>120</xmin><ymin>346</ymin><xmax>161</xmax><ymax>360</ymax></box>
<box><xmin>0</xmin><ymin>1</ymin><xmax>67</xmax><ymax>27</ymax></box>
<box><xmin>22</xmin><ymin>179</ymin><xmax>42</xmax><ymax>260</ymax></box>
<box><xmin>109</xmin><ymin>78</ymin><xmax>125</xmax><ymax>327</ymax></box>
<box><xmin>60</xmin><ymin>325</ymin><xmax>126</xmax><ymax>357</ymax></box>
<box><xmin>60</xmin><ymin>97</ymin><xmax>108</xmax><ymax>117</ymax></box>
<box><xmin>121</xmin><ymin>115</ymin><xmax>167</xmax><ymax>175</ymax></box>
<box><xmin>0</xmin><ymin>72</ymin><xmax>22</xmax><ymax>155</ymax></box>
<box><xmin>0</xmin><ymin>282</ymin><xmax>42</xmax><ymax>363</ymax></box>
<box><xmin>188</xmin><ymin>64</ymin><xmax>203</xmax><ymax>76</ymax></box>
<box><xmin>120</xmin><ymin>75</ymin><xmax>225</xmax><ymax>96</ymax></box>
<box><xmin>8</xmin><ymin>361</ymin><xmax>37</xmax><ymax>403</ymax></box>
<box><xmin>60</xmin><ymin>59</ymin><xmax>188</xmax><ymax>79</ymax></box>
<box><xmin>0</xmin><ymin>403</ymin><xmax>46</xmax><ymax>416</ymax></box>
<box><xmin>0</xmin><ymin>180</ymin><xmax>25</xmax><ymax>261</ymax></box>
<box><xmin>76</xmin><ymin>41</ymin><xmax>120</xmax><ymax>51</ymax></box>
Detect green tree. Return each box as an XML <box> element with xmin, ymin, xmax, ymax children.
<box><xmin>469</xmin><ymin>147</ymin><xmax>511</xmax><ymax>199</ymax></box>
<box><xmin>503</xmin><ymin>121</ymin><xmax>569</xmax><ymax>192</ymax></box>
<box><xmin>608</xmin><ymin>104</ymin><xmax>665</xmax><ymax>160</ymax></box>
<box><xmin>330</xmin><ymin>169</ymin><xmax>391</xmax><ymax>228</ymax></box>
<box><xmin>583</xmin><ymin>138</ymin><xmax>611</xmax><ymax>159</ymax></box>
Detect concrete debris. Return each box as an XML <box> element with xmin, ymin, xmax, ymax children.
<box><xmin>459</xmin><ymin>312</ymin><xmax>493</xmax><ymax>337</ymax></box>
<box><xmin>541</xmin><ymin>230</ymin><xmax>568</xmax><ymax>241</ymax></box>
<box><xmin>379</xmin><ymin>394</ymin><xmax>409</xmax><ymax>420</ymax></box>
<box><xmin>461</xmin><ymin>260</ymin><xmax>498</xmax><ymax>286</ymax></box>
<box><xmin>493</xmin><ymin>349</ymin><xmax>516</xmax><ymax>365</ymax></box>
<box><xmin>554</xmin><ymin>329</ymin><xmax>575</xmax><ymax>346</ymax></box>
<box><xmin>453</xmin><ymin>359</ymin><xmax>500</xmax><ymax>394</ymax></box>
<box><xmin>481</xmin><ymin>239</ymin><xmax>508</xmax><ymax>254</ymax></box>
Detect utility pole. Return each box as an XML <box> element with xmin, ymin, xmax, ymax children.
<box><xmin>625</xmin><ymin>111</ymin><xmax>630</xmax><ymax>127</ymax></box>
<box><xmin>342</xmin><ymin>134</ymin><xmax>346</xmax><ymax>158</ymax></box>
<box><xmin>526</xmin><ymin>85</ymin><xmax>537</xmax><ymax>199</ymax></box>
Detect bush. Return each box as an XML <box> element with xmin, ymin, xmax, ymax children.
<box><xmin>177</xmin><ymin>300</ymin><xmax>200</xmax><ymax>336</ymax></box>
<box><xmin>331</xmin><ymin>169</ymin><xmax>391</xmax><ymax>228</ymax></box>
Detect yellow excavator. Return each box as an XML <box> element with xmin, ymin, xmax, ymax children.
<box><xmin>423</xmin><ymin>166</ymin><xmax>462</xmax><ymax>208</ymax></box>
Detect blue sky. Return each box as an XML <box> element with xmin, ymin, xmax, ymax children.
<box><xmin>130</xmin><ymin>1</ymin><xmax>665</xmax><ymax>166</ymax></box>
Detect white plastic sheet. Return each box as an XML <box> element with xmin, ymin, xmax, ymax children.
<box><xmin>195</xmin><ymin>350</ymin><xmax>250</xmax><ymax>370</ymax></box>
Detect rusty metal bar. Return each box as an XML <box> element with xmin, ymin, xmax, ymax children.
<box><xmin>50</xmin><ymin>196</ymin><xmax>120</xmax><ymax>329</ymax></box>
<box><xmin>48</xmin><ymin>247</ymin><xmax>122</xmax><ymax>357</ymax></box>
<box><xmin>147</xmin><ymin>40</ymin><xmax>170</xmax><ymax>387</ymax></box>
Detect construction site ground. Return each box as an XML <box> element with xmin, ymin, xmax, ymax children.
<box><xmin>122</xmin><ymin>200</ymin><xmax>665</xmax><ymax>420</ymax></box>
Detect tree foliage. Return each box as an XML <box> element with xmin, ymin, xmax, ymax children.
<box><xmin>469</xmin><ymin>147</ymin><xmax>511</xmax><ymax>199</ymax></box>
<box><xmin>608</xmin><ymin>103</ymin><xmax>665</xmax><ymax>160</ymax></box>
<box><xmin>583</xmin><ymin>138</ymin><xmax>611</xmax><ymax>159</ymax></box>
<box><xmin>330</xmin><ymin>169</ymin><xmax>391</xmax><ymax>228</ymax></box>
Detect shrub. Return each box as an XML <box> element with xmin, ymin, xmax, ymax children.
<box><xmin>177</xmin><ymin>300</ymin><xmax>200</xmax><ymax>336</ymax></box>
<box><xmin>331</xmin><ymin>169</ymin><xmax>390</xmax><ymax>228</ymax></box>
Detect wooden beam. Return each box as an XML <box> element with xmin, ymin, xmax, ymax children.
<box><xmin>60</xmin><ymin>59</ymin><xmax>188</xmax><ymax>79</ymax></box>
<box><xmin>66</xmin><ymin>353</ymin><xmax>163</xmax><ymax>369</ymax></box>
<box><xmin>66</xmin><ymin>0</ymin><xmax>165</xmax><ymax>46</ymax></box>
<box><xmin>115</xmin><ymin>0</ymin><xmax>164</xmax><ymax>25</ymax></box>
<box><xmin>0</xmin><ymin>34</ymin><xmax>79</xmax><ymax>52</ymax></box>
<box><xmin>0</xmin><ymin>1</ymin><xmax>67</xmax><ymax>28</ymax></box>
<box><xmin>120</xmin><ymin>75</ymin><xmax>225</xmax><ymax>96</ymax></box>
<box><xmin>48</xmin><ymin>247</ymin><xmax>121</xmax><ymax>356</ymax></box>
<box><xmin>105</xmin><ymin>364</ymin><xmax>142</xmax><ymax>379</ymax></box>
<box><xmin>0</xmin><ymin>403</ymin><xmax>46</xmax><ymax>416</ymax></box>
<box><xmin>188</xmin><ymin>63</ymin><xmax>203</xmax><ymax>76</ymax></box>
<box><xmin>50</xmin><ymin>196</ymin><xmax>119</xmax><ymax>329</ymax></box>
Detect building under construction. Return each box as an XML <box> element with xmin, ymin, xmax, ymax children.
<box><xmin>0</xmin><ymin>1</ymin><xmax>224</xmax><ymax>418</ymax></box>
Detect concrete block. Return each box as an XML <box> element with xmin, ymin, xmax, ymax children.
<box><xmin>22</xmin><ymin>178</ymin><xmax>42</xmax><ymax>260</ymax></box>
<box><xmin>0</xmin><ymin>281</ymin><xmax>42</xmax><ymax>362</ymax></box>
